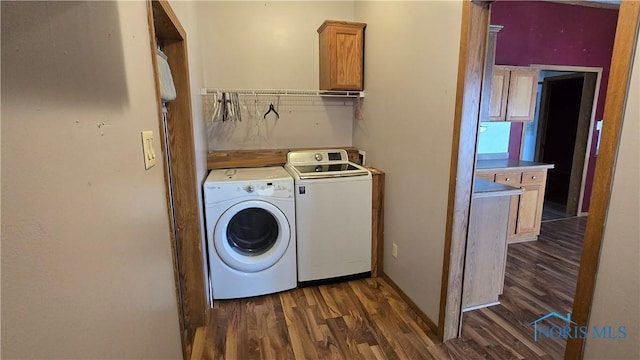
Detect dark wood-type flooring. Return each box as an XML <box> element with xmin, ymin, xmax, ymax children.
<box><xmin>194</xmin><ymin>217</ymin><xmax>587</xmax><ymax>359</ymax></box>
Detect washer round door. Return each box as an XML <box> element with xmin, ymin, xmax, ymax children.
<box><xmin>214</xmin><ymin>200</ymin><xmax>291</xmax><ymax>273</ymax></box>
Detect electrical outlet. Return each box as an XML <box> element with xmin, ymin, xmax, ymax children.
<box><xmin>141</xmin><ymin>131</ymin><xmax>156</xmax><ymax>170</ymax></box>
<box><xmin>392</xmin><ymin>243</ymin><xmax>398</xmax><ymax>258</ymax></box>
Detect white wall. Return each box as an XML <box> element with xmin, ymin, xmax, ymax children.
<box><xmin>1</xmin><ymin>2</ymin><xmax>182</xmax><ymax>358</ymax></box>
<box><xmin>196</xmin><ymin>1</ymin><xmax>356</xmax><ymax>150</ymax></box>
<box><xmin>584</xmin><ymin>32</ymin><xmax>640</xmax><ymax>359</ymax></box>
<box><xmin>353</xmin><ymin>1</ymin><xmax>463</xmax><ymax>323</ymax></box>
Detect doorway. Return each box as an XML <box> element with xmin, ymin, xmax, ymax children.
<box><xmin>522</xmin><ymin>68</ymin><xmax>600</xmax><ymax>219</ymax></box>
<box><xmin>440</xmin><ymin>3</ymin><xmax>638</xmax><ymax>360</ymax></box>
<box><xmin>540</xmin><ymin>75</ymin><xmax>584</xmax><ymax>215</ymax></box>
<box><xmin>147</xmin><ymin>1</ymin><xmax>207</xmax><ymax>358</ymax></box>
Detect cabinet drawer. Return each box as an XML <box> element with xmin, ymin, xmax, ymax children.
<box><xmin>521</xmin><ymin>170</ymin><xmax>545</xmax><ymax>185</ymax></box>
<box><xmin>476</xmin><ymin>172</ymin><xmax>496</xmax><ymax>182</ymax></box>
<box><xmin>495</xmin><ymin>172</ymin><xmax>521</xmax><ymax>186</ymax></box>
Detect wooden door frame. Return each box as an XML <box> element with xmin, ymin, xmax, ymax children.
<box><xmin>438</xmin><ymin>0</ymin><xmax>489</xmax><ymax>340</ymax></box>
<box><xmin>146</xmin><ymin>1</ymin><xmax>206</xmax><ymax>358</ymax></box>
<box><xmin>440</xmin><ymin>4</ymin><xmax>640</xmax><ymax>359</ymax></box>
<box><xmin>565</xmin><ymin>3</ymin><xmax>640</xmax><ymax>358</ymax></box>
<box><xmin>528</xmin><ymin>64</ymin><xmax>603</xmax><ymax>216</ymax></box>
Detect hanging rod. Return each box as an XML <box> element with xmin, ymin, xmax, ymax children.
<box><xmin>200</xmin><ymin>88</ymin><xmax>365</xmax><ymax>98</ymax></box>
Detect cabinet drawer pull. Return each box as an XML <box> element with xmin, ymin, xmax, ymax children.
<box><xmin>506</xmin><ymin>178</ymin><xmax>511</xmax><ymax>181</ymax></box>
<box><xmin>531</xmin><ymin>176</ymin><xmax>537</xmax><ymax>180</ymax></box>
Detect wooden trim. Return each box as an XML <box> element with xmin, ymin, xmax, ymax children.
<box><xmin>529</xmin><ymin>64</ymin><xmax>603</xmax><ymax>73</ymax></box>
<box><xmin>578</xmin><ymin>70</ymin><xmax>602</xmax><ymax>214</ymax></box>
<box><xmin>438</xmin><ymin>0</ymin><xmax>490</xmax><ymax>341</ymax></box>
<box><xmin>147</xmin><ymin>1</ymin><xmax>207</xmax><ymax>359</ymax></box>
<box><xmin>478</xmin><ymin>25</ymin><xmax>501</xmax><ymax>122</ymax></box>
<box><xmin>162</xmin><ymin>35</ymin><xmax>207</xmax><ymax>354</ymax></box>
<box><xmin>151</xmin><ymin>0</ymin><xmax>186</xmax><ymax>40</ymax></box>
<box><xmin>207</xmin><ymin>147</ymin><xmax>360</xmax><ymax>169</ymax></box>
<box><xmin>382</xmin><ymin>273</ymin><xmax>438</xmax><ymax>333</ymax></box>
<box><xmin>539</xmin><ymin>0</ymin><xmax>620</xmax><ymax>10</ymax></box>
<box><xmin>189</xmin><ymin>327</ymin><xmax>206</xmax><ymax>360</ymax></box>
<box><xmin>146</xmin><ymin>2</ymin><xmax>188</xmax><ymax>357</ymax></box>
<box><xmin>567</xmin><ymin>72</ymin><xmax>597</xmax><ymax>215</ymax></box>
<box><xmin>370</xmin><ymin>168</ymin><xmax>385</xmax><ymax>277</ymax></box>
<box><xmin>565</xmin><ymin>2</ymin><xmax>640</xmax><ymax>359</ymax></box>
<box><xmin>534</xmin><ymin>75</ymin><xmax>552</xmax><ymax>162</ymax></box>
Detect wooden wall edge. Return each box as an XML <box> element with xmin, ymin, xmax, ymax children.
<box><xmin>149</xmin><ymin>2</ymin><xmax>207</xmax><ymax>359</ymax></box>
<box><xmin>439</xmin><ymin>0</ymin><xmax>490</xmax><ymax>341</ymax></box>
<box><xmin>370</xmin><ymin>169</ymin><xmax>385</xmax><ymax>277</ymax></box>
<box><xmin>207</xmin><ymin>146</ymin><xmax>360</xmax><ymax>170</ymax></box>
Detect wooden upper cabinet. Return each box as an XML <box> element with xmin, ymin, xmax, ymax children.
<box><xmin>506</xmin><ymin>68</ymin><xmax>538</xmax><ymax>121</ymax></box>
<box><xmin>318</xmin><ymin>20</ymin><xmax>366</xmax><ymax>91</ymax></box>
<box><xmin>488</xmin><ymin>66</ymin><xmax>539</xmax><ymax>122</ymax></box>
<box><xmin>489</xmin><ymin>68</ymin><xmax>510</xmax><ymax>120</ymax></box>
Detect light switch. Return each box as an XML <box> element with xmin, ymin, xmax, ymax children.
<box><xmin>141</xmin><ymin>131</ymin><xmax>156</xmax><ymax>170</ymax></box>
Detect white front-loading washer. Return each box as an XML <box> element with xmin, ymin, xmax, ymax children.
<box><xmin>203</xmin><ymin>166</ymin><xmax>296</xmax><ymax>299</ymax></box>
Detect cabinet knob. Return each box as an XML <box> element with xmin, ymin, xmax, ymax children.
<box><xmin>506</xmin><ymin>178</ymin><xmax>511</xmax><ymax>181</ymax></box>
<box><xmin>532</xmin><ymin>176</ymin><xmax>537</xmax><ymax>180</ymax></box>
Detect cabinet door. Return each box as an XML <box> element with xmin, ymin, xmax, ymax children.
<box><xmin>516</xmin><ymin>184</ymin><xmax>544</xmax><ymax>236</ymax></box>
<box><xmin>318</xmin><ymin>21</ymin><xmax>365</xmax><ymax>91</ymax></box>
<box><xmin>489</xmin><ymin>68</ymin><xmax>510</xmax><ymax>121</ymax></box>
<box><xmin>330</xmin><ymin>25</ymin><xmax>363</xmax><ymax>90</ymax></box>
<box><xmin>517</xmin><ymin>169</ymin><xmax>547</xmax><ymax>237</ymax></box>
<box><xmin>495</xmin><ymin>172</ymin><xmax>521</xmax><ymax>238</ymax></box>
<box><xmin>506</xmin><ymin>68</ymin><xmax>539</xmax><ymax>121</ymax></box>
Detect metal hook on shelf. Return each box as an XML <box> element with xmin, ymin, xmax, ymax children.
<box><xmin>263</xmin><ymin>102</ymin><xmax>279</xmax><ymax>120</ymax></box>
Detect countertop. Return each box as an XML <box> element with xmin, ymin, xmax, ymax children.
<box><xmin>473</xmin><ymin>178</ymin><xmax>523</xmax><ymax>199</ymax></box>
<box><xmin>476</xmin><ymin>159</ymin><xmax>555</xmax><ymax>172</ymax></box>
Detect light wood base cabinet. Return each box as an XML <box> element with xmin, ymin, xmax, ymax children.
<box><xmin>463</xmin><ymin>195</ymin><xmax>511</xmax><ymax>310</ymax></box>
<box><xmin>478</xmin><ymin>168</ymin><xmax>548</xmax><ymax>243</ymax></box>
<box><xmin>463</xmin><ymin>180</ymin><xmax>522</xmax><ymax>311</ymax></box>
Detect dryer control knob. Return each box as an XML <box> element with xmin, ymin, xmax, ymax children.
<box><xmin>244</xmin><ymin>185</ymin><xmax>255</xmax><ymax>193</ymax></box>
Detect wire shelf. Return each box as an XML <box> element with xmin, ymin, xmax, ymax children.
<box><xmin>200</xmin><ymin>88</ymin><xmax>365</xmax><ymax>98</ymax></box>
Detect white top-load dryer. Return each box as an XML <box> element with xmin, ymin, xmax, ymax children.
<box><xmin>203</xmin><ymin>167</ymin><xmax>296</xmax><ymax>299</ymax></box>
<box><xmin>285</xmin><ymin>149</ymin><xmax>372</xmax><ymax>286</ymax></box>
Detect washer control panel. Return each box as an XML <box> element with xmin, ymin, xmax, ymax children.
<box><xmin>287</xmin><ymin>149</ymin><xmax>348</xmax><ymax>164</ymax></box>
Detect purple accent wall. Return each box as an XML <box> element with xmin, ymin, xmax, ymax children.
<box><xmin>490</xmin><ymin>1</ymin><xmax>618</xmax><ymax>212</ymax></box>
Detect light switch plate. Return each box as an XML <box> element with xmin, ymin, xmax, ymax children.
<box><xmin>141</xmin><ymin>131</ymin><xmax>156</xmax><ymax>170</ymax></box>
